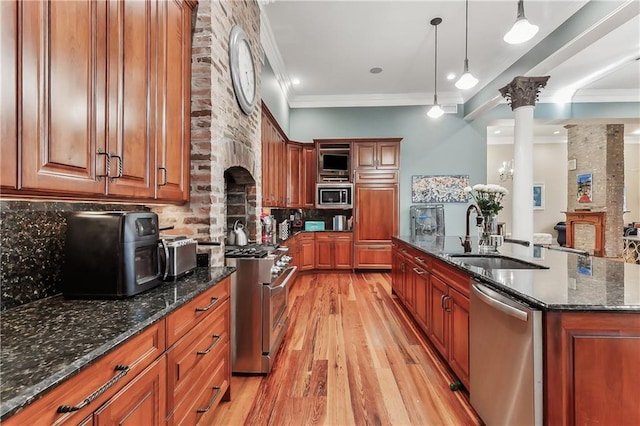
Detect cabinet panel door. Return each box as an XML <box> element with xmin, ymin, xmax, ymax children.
<box><xmin>448</xmin><ymin>287</ymin><xmax>469</xmax><ymax>389</ymax></box>
<box><xmin>21</xmin><ymin>0</ymin><xmax>107</xmax><ymax>194</ymax></box>
<box><xmin>413</xmin><ymin>266</ymin><xmax>429</xmax><ymax>330</ymax></box>
<box><xmin>377</xmin><ymin>142</ymin><xmax>400</xmax><ymax>169</ymax></box>
<box><xmin>300</xmin><ymin>239</ymin><xmax>315</xmax><ymax>271</ymax></box>
<box><xmin>286</xmin><ymin>143</ymin><xmax>302</xmax><ymax>207</ymax></box>
<box><xmin>352</xmin><ymin>142</ymin><xmax>376</xmax><ymax>169</ymax></box>
<box><xmin>428</xmin><ymin>275</ymin><xmax>448</xmax><ymax>357</ymax></box>
<box><xmin>1</xmin><ymin>0</ymin><xmax>18</xmax><ymax>189</ymax></box>
<box><xmin>106</xmin><ymin>0</ymin><xmax>156</xmax><ymax>198</ymax></box>
<box><xmin>354</xmin><ymin>184</ymin><xmax>398</xmax><ymax>243</ymax></box>
<box><xmin>314</xmin><ymin>238</ymin><xmax>333</xmax><ymax>269</ymax></box>
<box><xmin>94</xmin><ymin>357</ymin><xmax>166</xmax><ymax>426</ymax></box>
<box><xmin>391</xmin><ymin>248</ymin><xmax>405</xmax><ymax>300</ymax></box>
<box><xmin>333</xmin><ymin>237</ymin><xmax>353</xmax><ymax>269</ymax></box>
<box><xmin>302</xmin><ymin>145</ymin><xmax>316</xmax><ymax>208</ymax></box>
<box><xmin>156</xmin><ymin>0</ymin><xmax>190</xmax><ymax>202</ymax></box>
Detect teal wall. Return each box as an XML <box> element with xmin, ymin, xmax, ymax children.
<box><xmin>261</xmin><ymin>57</ymin><xmax>290</xmax><ymax>133</ymax></box>
<box><xmin>290</xmin><ymin>106</ymin><xmax>489</xmax><ymax>237</ymax></box>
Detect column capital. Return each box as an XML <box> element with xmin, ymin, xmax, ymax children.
<box><xmin>499</xmin><ymin>76</ymin><xmax>550</xmax><ymax>110</ymax></box>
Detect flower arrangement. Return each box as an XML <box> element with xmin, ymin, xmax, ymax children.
<box><xmin>464</xmin><ymin>184</ymin><xmax>509</xmax><ymax>216</ymax></box>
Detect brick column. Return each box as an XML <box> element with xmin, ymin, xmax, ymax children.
<box><xmin>566</xmin><ymin>124</ymin><xmax>624</xmax><ymax>257</ymax></box>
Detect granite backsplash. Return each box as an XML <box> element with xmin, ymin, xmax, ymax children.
<box><xmin>0</xmin><ymin>201</ymin><xmax>149</xmax><ymax>311</ymax></box>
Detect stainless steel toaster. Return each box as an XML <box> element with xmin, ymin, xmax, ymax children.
<box><xmin>160</xmin><ymin>236</ymin><xmax>197</xmax><ymax>280</ymax></box>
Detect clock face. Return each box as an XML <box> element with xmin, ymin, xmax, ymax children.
<box><xmin>229</xmin><ymin>25</ymin><xmax>257</xmax><ymax>115</ymax></box>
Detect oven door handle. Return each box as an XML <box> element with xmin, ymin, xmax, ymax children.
<box><xmin>270</xmin><ymin>266</ymin><xmax>297</xmax><ymax>291</ymax></box>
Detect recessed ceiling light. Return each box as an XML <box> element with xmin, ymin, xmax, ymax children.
<box><xmin>447</xmin><ymin>73</ymin><xmax>456</xmax><ymax>80</ymax></box>
<box><xmin>633</xmin><ymin>129</ymin><xmax>640</xmax><ymax>135</ymax></box>
<box><xmin>291</xmin><ymin>78</ymin><xmax>300</xmax><ymax>85</ymax></box>
<box><xmin>494</xmin><ymin>130</ymin><xmax>502</xmax><ymax>134</ymax></box>
<box><xmin>553</xmin><ymin>130</ymin><xmax>560</xmax><ymax>134</ymax></box>
<box><xmin>369</xmin><ymin>67</ymin><xmax>383</xmax><ymax>74</ymax></box>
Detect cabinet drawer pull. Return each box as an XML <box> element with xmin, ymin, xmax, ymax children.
<box><xmin>96</xmin><ymin>149</ymin><xmax>110</xmax><ymax>182</ymax></box>
<box><xmin>440</xmin><ymin>294</ymin><xmax>446</xmax><ymax>310</ymax></box>
<box><xmin>195</xmin><ymin>297</ymin><xmax>220</xmax><ymax>312</ymax></box>
<box><xmin>414</xmin><ymin>256</ymin><xmax>425</xmax><ymax>263</ymax></box>
<box><xmin>57</xmin><ymin>364</ymin><xmax>130</xmax><ymax>413</ymax></box>
<box><xmin>412</xmin><ymin>267</ymin><xmax>426</xmax><ymax>275</ymax></box>
<box><xmin>158</xmin><ymin>167</ymin><xmax>168</xmax><ymax>186</ymax></box>
<box><xmin>197</xmin><ymin>334</ymin><xmax>221</xmax><ymax>355</ymax></box>
<box><xmin>196</xmin><ymin>386</ymin><xmax>222</xmax><ymax>413</ymax></box>
<box><xmin>108</xmin><ymin>153</ymin><xmax>123</xmax><ymax>181</ymax></box>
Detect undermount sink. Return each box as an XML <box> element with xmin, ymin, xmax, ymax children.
<box><xmin>449</xmin><ymin>254</ymin><xmax>548</xmax><ymax>270</ymax></box>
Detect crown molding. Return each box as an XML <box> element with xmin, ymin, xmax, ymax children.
<box><xmin>288</xmin><ymin>92</ymin><xmax>463</xmax><ymax>109</ymax></box>
<box><xmin>259</xmin><ymin>6</ymin><xmax>292</xmax><ymax>104</ymax></box>
<box><xmin>539</xmin><ymin>89</ymin><xmax>640</xmax><ymax>104</ymax></box>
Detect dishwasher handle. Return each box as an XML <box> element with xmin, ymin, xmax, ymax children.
<box><xmin>472</xmin><ymin>283</ymin><xmax>528</xmax><ymax>322</ymax></box>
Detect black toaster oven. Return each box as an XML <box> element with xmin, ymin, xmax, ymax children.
<box><xmin>62</xmin><ymin>211</ymin><xmax>162</xmax><ymax>298</ymax></box>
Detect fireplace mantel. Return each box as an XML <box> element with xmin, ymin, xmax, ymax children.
<box><xmin>564</xmin><ymin>211</ymin><xmax>606</xmax><ymax>257</ymax></box>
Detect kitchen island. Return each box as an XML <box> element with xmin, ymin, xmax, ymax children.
<box><xmin>392</xmin><ymin>235</ymin><xmax>640</xmax><ymax>425</ymax></box>
<box><xmin>0</xmin><ymin>267</ymin><xmax>235</xmax><ymax>424</ymax></box>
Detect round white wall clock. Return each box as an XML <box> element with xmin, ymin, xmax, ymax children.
<box><xmin>229</xmin><ymin>25</ymin><xmax>257</xmax><ymax>115</ymax></box>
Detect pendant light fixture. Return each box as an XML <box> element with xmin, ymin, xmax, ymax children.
<box><xmin>455</xmin><ymin>0</ymin><xmax>478</xmax><ymax>90</ymax></box>
<box><xmin>504</xmin><ymin>0</ymin><xmax>539</xmax><ymax>44</ymax></box>
<box><xmin>427</xmin><ymin>17</ymin><xmax>444</xmax><ymax>119</ymax></box>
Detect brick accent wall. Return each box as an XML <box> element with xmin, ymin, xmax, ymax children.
<box><xmin>567</xmin><ymin>124</ymin><xmax>624</xmax><ymax>257</ymax></box>
<box><xmin>153</xmin><ymin>0</ymin><xmax>262</xmax><ymax>266</ymax></box>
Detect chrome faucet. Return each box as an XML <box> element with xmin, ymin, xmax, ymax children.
<box><xmin>460</xmin><ymin>204</ymin><xmax>483</xmax><ymax>253</ymax></box>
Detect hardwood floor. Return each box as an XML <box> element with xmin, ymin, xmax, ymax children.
<box><xmin>209</xmin><ymin>272</ymin><xmax>481</xmax><ymax>425</ymax></box>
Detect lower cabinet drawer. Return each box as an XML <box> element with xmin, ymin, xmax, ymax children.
<box><xmin>166</xmin><ymin>299</ymin><xmax>230</xmax><ymax>415</ymax></box>
<box><xmin>354</xmin><ymin>244</ymin><xmax>392</xmax><ymax>269</ymax></box>
<box><xmin>166</xmin><ymin>277</ymin><xmax>231</xmax><ymax>347</ymax></box>
<box><xmin>169</xmin><ymin>342</ymin><xmax>230</xmax><ymax>426</ymax></box>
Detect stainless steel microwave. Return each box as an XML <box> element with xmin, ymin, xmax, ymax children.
<box><xmin>316</xmin><ymin>183</ymin><xmax>353</xmax><ymax>208</ymax></box>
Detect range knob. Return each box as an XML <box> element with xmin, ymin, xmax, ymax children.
<box><xmin>270</xmin><ymin>265</ymin><xmax>282</xmax><ymax>276</ymax></box>
<box><xmin>276</xmin><ymin>260</ymin><xmax>288</xmax><ymax>267</ymax></box>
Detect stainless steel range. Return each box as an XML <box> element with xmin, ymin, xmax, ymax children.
<box><xmin>225</xmin><ymin>245</ymin><xmax>294</xmax><ymax>374</ymax></box>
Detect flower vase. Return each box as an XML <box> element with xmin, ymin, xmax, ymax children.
<box><xmin>479</xmin><ymin>212</ymin><xmax>498</xmax><ymax>250</ymax></box>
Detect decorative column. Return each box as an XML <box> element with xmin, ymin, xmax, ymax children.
<box><xmin>499</xmin><ymin>76</ymin><xmax>549</xmax><ymax>244</ymax></box>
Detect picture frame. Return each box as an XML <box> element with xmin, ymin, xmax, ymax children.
<box><xmin>577</xmin><ymin>173</ymin><xmax>592</xmax><ymax>203</ymax></box>
<box><xmin>411</xmin><ymin>175</ymin><xmax>469</xmax><ymax>203</ymax></box>
<box><xmin>533</xmin><ymin>183</ymin><xmax>544</xmax><ymax>210</ymax></box>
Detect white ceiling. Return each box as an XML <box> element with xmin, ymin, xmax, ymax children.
<box><xmin>260</xmin><ymin>0</ymin><xmax>640</xmax><ymax>131</ymax></box>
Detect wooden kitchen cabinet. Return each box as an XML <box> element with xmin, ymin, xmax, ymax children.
<box><xmin>392</xmin><ymin>239</ymin><xmax>470</xmax><ymax>390</ymax></box>
<box><xmin>298</xmin><ymin>232</ymin><xmax>316</xmax><ymax>271</ymax></box>
<box><xmin>286</xmin><ymin>142</ymin><xmax>303</xmax><ymax>207</ymax></box>
<box><xmin>545</xmin><ymin>311</ymin><xmax>640</xmax><ymax>425</ymax></box>
<box><xmin>155</xmin><ymin>0</ymin><xmax>193</xmax><ymax>203</ymax></box>
<box><xmin>302</xmin><ymin>145</ymin><xmax>317</xmax><ymax>208</ymax></box>
<box><xmin>7</xmin><ymin>0</ymin><xmax>193</xmax><ymax>203</ymax></box>
<box><xmin>93</xmin><ymin>356</ymin><xmax>166</xmax><ymax>426</ymax></box>
<box><xmin>0</xmin><ymin>0</ymin><xmax>18</xmax><ymax>190</ymax></box>
<box><xmin>352</xmin><ymin>139</ymin><xmax>401</xmax><ymax>172</ymax></box>
<box><xmin>261</xmin><ymin>104</ymin><xmax>288</xmax><ymax>207</ymax></box>
<box><xmin>353</xmin><ymin>184</ymin><xmax>398</xmax><ymax>269</ymax></box>
<box><xmin>391</xmin><ymin>243</ymin><xmax>407</xmax><ymax>301</ymax></box>
<box><xmin>314</xmin><ymin>232</ymin><xmax>353</xmax><ymax>270</ymax></box>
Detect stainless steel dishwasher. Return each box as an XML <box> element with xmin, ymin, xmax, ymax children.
<box><xmin>470</xmin><ymin>281</ymin><xmax>543</xmax><ymax>426</ymax></box>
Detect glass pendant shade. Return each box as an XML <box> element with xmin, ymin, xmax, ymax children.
<box><xmin>455</xmin><ymin>60</ymin><xmax>478</xmax><ymax>90</ymax></box>
<box><xmin>428</xmin><ymin>17</ymin><xmax>443</xmax><ymax>119</ymax></box>
<box><xmin>455</xmin><ymin>0</ymin><xmax>478</xmax><ymax>90</ymax></box>
<box><xmin>504</xmin><ymin>0</ymin><xmax>539</xmax><ymax>44</ymax></box>
<box><xmin>427</xmin><ymin>94</ymin><xmax>444</xmax><ymax>118</ymax></box>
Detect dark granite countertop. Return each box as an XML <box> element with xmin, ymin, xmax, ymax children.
<box><xmin>395</xmin><ymin>235</ymin><xmax>640</xmax><ymax>312</ymax></box>
<box><xmin>0</xmin><ymin>266</ymin><xmax>235</xmax><ymax>420</ymax></box>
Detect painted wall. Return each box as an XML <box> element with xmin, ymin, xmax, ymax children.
<box><xmin>487</xmin><ymin>141</ymin><xmax>640</xmax><ymax>238</ymax></box>
<box><xmin>290</xmin><ymin>106</ymin><xmax>488</xmax><ymax>237</ymax></box>
<box><xmin>261</xmin><ymin>57</ymin><xmax>290</xmax><ymax>134</ymax></box>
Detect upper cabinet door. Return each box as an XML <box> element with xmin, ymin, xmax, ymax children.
<box><xmin>156</xmin><ymin>0</ymin><xmax>191</xmax><ymax>203</ymax></box>
<box><xmin>1</xmin><ymin>0</ymin><xmax>18</xmax><ymax>189</ymax></box>
<box><xmin>352</xmin><ymin>142</ymin><xmax>376</xmax><ymax>170</ymax></box>
<box><xmin>376</xmin><ymin>141</ymin><xmax>400</xmax><ymax>169</ymax></box>
<box><xmin>20</xmin><ymin>0</ymin><xmax>108</xmax><ymax>195</ymax></box>
<box><xmin>105</xmin><ymin>0</ymin><xmax>156</xmax><ymax>199</ymax></box>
